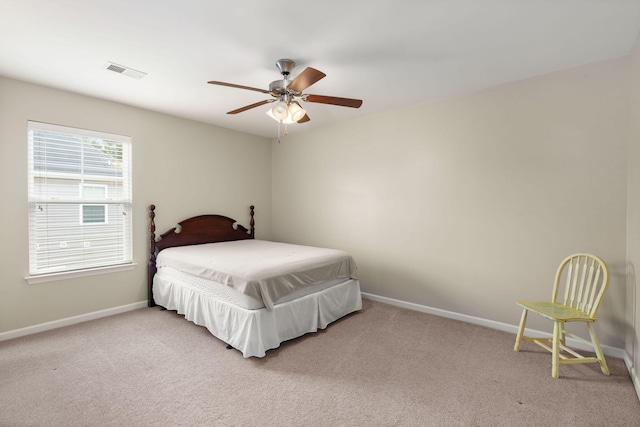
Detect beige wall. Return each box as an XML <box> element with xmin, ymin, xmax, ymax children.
<box><xmin>272</xmin><ymin>57</ymin><xmax>629</xmax><ymax>348</ymax></box>
<box><xmin>0</xmin><ymin>54</ymin><xmax>634</xmax><ymax>354</ymax></box>
<box><xmin>0</xmin><ymin>76</ymin><xmax>272</xmax><ymax>332</ymax></box>
<box><xmin>627</xmin><ymin>35</ymin><xmax>640</xmax><ymax>385</ymax></box>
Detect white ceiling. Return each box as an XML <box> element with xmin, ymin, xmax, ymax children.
<box><xmin>1</xmin><ymin>1</ymin><xmax>640</xmax><ymax>138</ymax></box>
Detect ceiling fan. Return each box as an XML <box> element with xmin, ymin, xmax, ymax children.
<box><xmin>207</xmin><ymin>59</ymin><xmax>363</xmax><ymax>125</ymax></box>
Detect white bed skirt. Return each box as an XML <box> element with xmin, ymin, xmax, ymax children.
<box><xmin>153</xmin><ymin>269</ymin><xmax>362</xmax><ymax>357</ymax></box>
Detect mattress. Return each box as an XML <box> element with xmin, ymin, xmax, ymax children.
<box><xmin>156</xmin><ymin>239</ymin><xmax>358</xmax><ymax>310</ymax></box>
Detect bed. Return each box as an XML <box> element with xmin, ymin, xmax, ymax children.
<box><xmin>147</xmin><ymin>204</ymin><xmax>362</xmax><ymax>357</ymax></box>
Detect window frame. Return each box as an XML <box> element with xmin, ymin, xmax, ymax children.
<box><xmin>26</xmin><ymin>121</ymin><xmax>135</xmax><ymax>283</ymax></box>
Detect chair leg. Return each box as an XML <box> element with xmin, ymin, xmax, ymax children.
<box><xmin>514</xmin><ymin>308</ymin><xmax>528</xmax><ymax>351</ymax></box>
<box><xmin>587</xmin><ymin>322</ymin><xmax>610</xmax><ymax>376</ymax></box>
<box><xmin>552</xmin><ymin>321</ymin><xmax>561</xmax><ymax>378</ymax></box>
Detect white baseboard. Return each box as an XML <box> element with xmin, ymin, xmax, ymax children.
<box><xmin>361</xmin><ymin>292</ymin><xmax>626</xmax><ymax>359</ymax></box>
<box><xmin>0</xmin><ymin>301</ymin><xmax>148</xmax><ymax>342</ymax></box>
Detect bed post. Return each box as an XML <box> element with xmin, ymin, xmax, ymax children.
<box><xmin>148</xmin><ymin>204</ymin><xmax>157</xmax><ymax>307</ymax></box>
<box><xmin>250</xmin><ymin>205</ymin><xmax>255</xmax><ymax>238</ymax></box>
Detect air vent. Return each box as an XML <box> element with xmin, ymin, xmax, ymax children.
<box><xmin>104</xmin><ymin>62</ymin><xmax>147</xmax><ymax>79</ymax></box>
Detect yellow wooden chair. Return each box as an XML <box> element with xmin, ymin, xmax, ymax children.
<box><xmin>514</xmin><ymin>253</ymin><xmax>610</xmax><ymax>378</ymax></box>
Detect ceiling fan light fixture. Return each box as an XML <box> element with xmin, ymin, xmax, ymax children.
<box><xmin>288</xmin><ymin>103</ymin><xmax>306</xmax><ymax>122</ymax></box>
<box><xmin>266</xmin><ymin>108</ymin><xmax>296</xmax><ymax>124</ymax></box>
<box><xmin>271</xmin><ymin>100</ymin><xmax>289</xmax><ymax>120</ymax></box>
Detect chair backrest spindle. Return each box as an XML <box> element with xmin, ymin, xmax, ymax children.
<box><xmin>580</xmin><ymin>257</ymin><xmax>595</xmax><ymax>311</ymax></box>
<box><xmin>587</xmin><ymin>265</ymin><xmax>602</xmax><ymax>314</ymax></box>
<box><xmin>575</xmin><ymin>256</ymin><xmax>589</xmax><ymax>310</ymax></box>
<box><xmin>560</xmin><ymin>260</ymin><xmax>573</xmax><ymax>304</ymax></box>
<box><xmin>565</xmin><ymin>257</ymin><xmax>580</xmax><ymax>307</ymax></box>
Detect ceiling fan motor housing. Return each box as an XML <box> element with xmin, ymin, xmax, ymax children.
<box><xmin>269</xmin><ymin>80</ymin><xmax>287</xmax><ymax>94</ymax></box>
<box><xmin>269</xmin><ymin>80</ymin><xmax>301</xmax><ymax>98</ymax></box>
<box><xmin>270</xmin><ymin>59</ymin><xmax>301</xmax><ymax>98</ymax></box>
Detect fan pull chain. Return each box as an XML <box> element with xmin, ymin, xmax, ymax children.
<box><xmin>277</xmin><ymin>120</ymin><xmax>282</xmax><ymax>143</ymax></box>
<box><xmin>276</xmin><ymin>120</ymin><xmax>290</xmax><ymax>143</ymax></box>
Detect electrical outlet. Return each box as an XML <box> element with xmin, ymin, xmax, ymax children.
<box><xmin>59</xmin><ymin>241</ymin><xmax>67</xmax><ymax>248</ymax></box>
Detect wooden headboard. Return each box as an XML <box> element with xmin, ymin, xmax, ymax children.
<box><xmin>147</xmin><ymin>204</ymin><xmax>255</xmax><ymax>307</ymax></box>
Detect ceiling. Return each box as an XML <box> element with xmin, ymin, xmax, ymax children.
<box><xmin>1</xmin><ymin>1</ymin><xmax>640</xmax><ymax>139</ymax></box>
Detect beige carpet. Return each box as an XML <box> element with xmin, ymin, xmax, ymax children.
<box><xmin>1</xmin><ymin>299</ymin><xmax>638</xmax><ymax>426</ymax></box>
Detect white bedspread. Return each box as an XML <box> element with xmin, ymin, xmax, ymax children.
<box><xmin>156</xmin><ymin>239</ymin><xmax>358</xmax><ymax>310</ymax></box>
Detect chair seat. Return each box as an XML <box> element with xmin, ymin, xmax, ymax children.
<box><xmin>516</xmin><ymin>300</ymin><xmax>597</xmax><ymax>322</ymax></box>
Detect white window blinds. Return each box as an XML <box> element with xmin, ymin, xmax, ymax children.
<box><xmin>27</xmin><ymin>121</ymin><xmax>133</xmax><ymax>276</ymax></box>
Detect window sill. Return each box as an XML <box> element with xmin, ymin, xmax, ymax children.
<box><xmin>25</xmin><ymin>263</ymin><xmax>137</xmax><ymax>284</ymax></box>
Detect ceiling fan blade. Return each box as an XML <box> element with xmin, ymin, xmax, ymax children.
<box><xmin>208</xmin><ymin>81</ymin><xmax>271</xmax><ymax>94</ymax></box>
<box><xmin>288</xmin><ymin>67</ymin><xmax>326</xmax><ymax>93</ymax></box>
<box><xmin>227</xmin><ymin>99</ymin><xmax>273</xmax><ymax>114</ymax></box>
<box><xmin>305</xmin><ymin>94</ymin><xmax>363</xmax><ymax>108</ymax></box>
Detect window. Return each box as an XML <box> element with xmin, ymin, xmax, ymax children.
<box><xmin>27</xmin><ymin>121</ymin><xmax>133</xmax><ymax>279</ymax></box>
<box><xmin>81</xmin><ymin>204</ymin><xmax>107</xmax><ymax>224</ymax></box>
<box><xmin>80</xmin><ymin>184</ymin><xmax>108</xmax><ymax>224</ymax></box>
